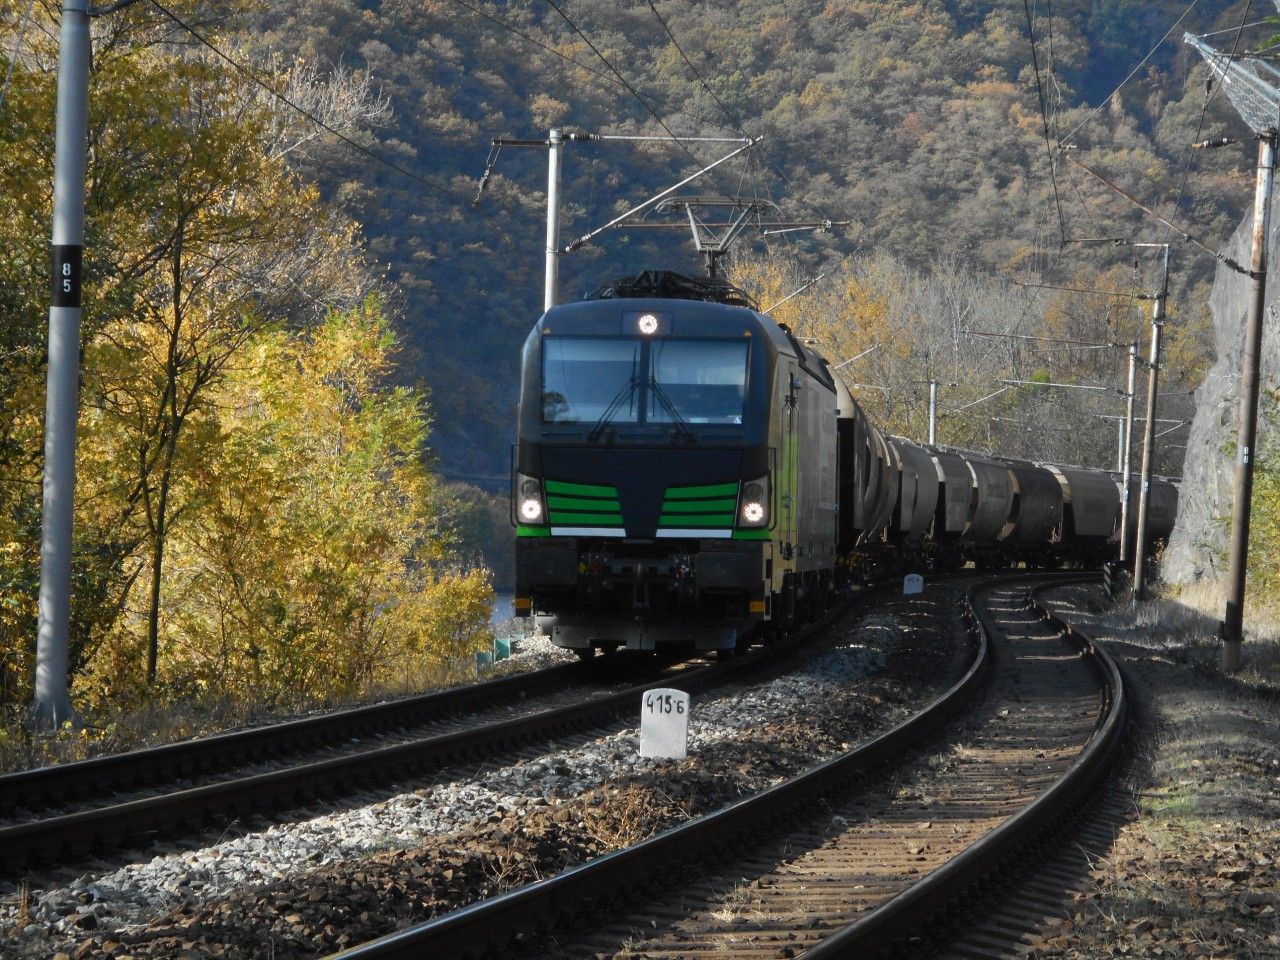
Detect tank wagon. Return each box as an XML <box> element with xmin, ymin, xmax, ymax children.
<box><xmin>512</xmin><ymin>272</ymin><xmax>1177</xmax><ymax>655</ymax></box>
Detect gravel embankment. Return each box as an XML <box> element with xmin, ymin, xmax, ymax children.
<box><xmin>1025</xmin><ymin>584</ymin><xmax>1280</xmax><ymax>959</ymax></box>
<box><xmin>1</xmin><ymin>587</ymin><xmax>966</xmax><ymax>960</ymax></box>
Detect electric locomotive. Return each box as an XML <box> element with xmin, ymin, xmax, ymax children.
<box><xmin>513</xmin><ymin>272</ymin><xmax>837</xmax><ymax>654</ymax></box>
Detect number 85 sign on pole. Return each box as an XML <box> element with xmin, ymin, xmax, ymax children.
<box><xmin>640</xmin><ymin>687</ymin><xmax>690</xmax><ymax>759</ymax></box>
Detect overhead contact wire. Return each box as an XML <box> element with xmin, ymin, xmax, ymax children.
<box><xmin>146</xmin><ymin>0</ymin><xmax>533</xmax><ymax>265</ymax></box>
<box><xmin>644</xmin><ymin>0</ymin><xmax>778</xmax><ymax>224</ymax></box>
<box><xmin>1058</xmin><ymin>0</ymin><xmax>1201</xmax><ymax>147</ymax></box>
<box><xmin>644</xmin><ymin>0</ymin><xmax>744</xmax><ymax>135</ymax></box>
<box><xmin>1169</xmin><ymin>0</ymin><xmax>1253</xmax><ymax>227</ymax></box>
<box><xmin>541</xmin><ymin>0</ymin><xmax>740</xmax><ymax>204</ymax></box>
<box><xmin>641</xmin><ymin>0</ymin><xmax>779</xmax><ymax>250</ymax></box>
<box><xmin>447</xmin><ymin>0</ymin><xmax>731</xmax><ymax>133</ymax></box>
<box><xmin>1024</xmin><ymin>0</ymin><xmax>1067</xmax><ymax>246</ymax></box>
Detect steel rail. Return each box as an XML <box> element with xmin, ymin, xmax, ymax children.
<box><xmin>0</xmin><ymin>657</ymin><xmax>731</xmax><ymax>870</ymax></box>
<box><xmin>0</xmin><ymin>661</ymin><xmax>592</xmax><ymax>814</ymax></box>
<box><xmin>1</xmin><ymin>587</ymin><xmax>886</xmax><ymax>872</ymax></box>
<box><xmin>324</xmin><ymin>578</ymin><xmax>996</xmax><ymax>960</ymax></box>
<box><xmin>803</xmin><ymin>572</ymin><xmax>1122</xmax><ymax>958</ymax></box>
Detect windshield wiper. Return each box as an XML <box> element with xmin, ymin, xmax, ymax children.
<box><xmin>587</xmin><ymin>373</ymin><xmax>640</xmax><ymax>443</ymax></box>
<box><xmin>647</xmin><ymin>376</ymin><xmax>696</xmax><ymax>444</ymax></box>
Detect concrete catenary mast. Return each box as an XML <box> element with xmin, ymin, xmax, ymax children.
<box><xmin>1131</xmin><ymin>243</ymin><xmax>1170</xmax><ymax>605</ymax></box>
<box><xmin>34</xmin><ymin>0</ymin><xmax>92</xmax><ymax>729</ymax></box>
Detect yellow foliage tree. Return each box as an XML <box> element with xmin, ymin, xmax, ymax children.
<box><xmin>79</xmin><ymin>299</ymin><xmax>492</xmax><ymax>707</ymax></box>
<box><xmin>1</xmin><ymin>3</ymin><xmax>489</xmax><ymax>720</ymax></box>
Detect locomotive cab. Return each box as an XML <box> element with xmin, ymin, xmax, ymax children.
<box><xmin>513</xmin><ymin>274</ymin><xmax>838</xmax><ymax>653</ymax></box>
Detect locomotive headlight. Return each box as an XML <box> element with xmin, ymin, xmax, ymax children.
<box><xmin>637</xmin><ymin>313</ymin><xmax>660</xmax><ymax>335</ymax></box>
<box><xmin>737</xmin><ymin>475</ymin><xmax>770</xmax><ymax>528</ymax></box>
<box><xmin>516</xmin><ymin>474</ymin><xmax>545</xmax><ymax>524</ymax></box>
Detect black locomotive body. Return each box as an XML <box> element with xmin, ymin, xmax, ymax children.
<box><xmin>512</xmin><ymin>273</ymin><xmax>1178</xmax><ymax>654</ymax></box>
<box><xmin>513</xmin><ymin>284</ymin><xmax>837</xmax><ymax>652</ymax></box>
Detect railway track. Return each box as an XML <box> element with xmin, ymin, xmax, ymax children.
<box><xmin>0</xmin><ymin>590</ymin><xmax>879</xmax><ymax>877</ymax></box>
<box><xmin>328</xmin><ymin>572</ymin><xmax>1124</xmax><ymax>959</ymax></box>
<box><xmin>927</xmin><ymin>579</ymin><xmax>1136</xmax><ymax>960</ymax></box>
<box><xmin>0</xmin><ymin>655</ymin><xmax>704</xmax><ymax>873</ymax></box>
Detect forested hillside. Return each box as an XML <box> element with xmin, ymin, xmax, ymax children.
<box><xmin>242</xmin><ymin>0</ymin><xmax>1253</xmax><ymax>479</ymax></box>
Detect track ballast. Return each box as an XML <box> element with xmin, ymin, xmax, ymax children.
<box><xmin>329</xmin><ymin>573</ymin><xmax>1126</xmax><ymax>960</ymax></box>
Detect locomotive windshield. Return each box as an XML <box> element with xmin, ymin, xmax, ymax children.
<box><xmin>649</xmin><ymin>340</ymin><xmax>748</xmax><ymax>425</ymax></box>
<box><xmin>540</xmin><ymin>336</ymin><xmax>749</xmax><ymax>426</ymax></box>
<box><xmin>542</xmin><ymin>338</ymin><xmax>641</xmax><ymax>425</ymax></box>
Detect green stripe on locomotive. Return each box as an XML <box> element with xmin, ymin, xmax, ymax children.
<box><xmin>659</xmin><ymin>481</ymin><xmax>739</xmax><ymax>530</ymax></box>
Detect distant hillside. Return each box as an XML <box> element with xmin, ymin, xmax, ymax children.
<box><xmin>245</xmin><ymin>0</ymin><xmax>1251</xmax><ymax>479</ymax></box>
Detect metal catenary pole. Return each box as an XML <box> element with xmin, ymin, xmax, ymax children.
<box><xmin>1119</xmin><ymin>338</ymin><xmax>1138</xmax><ymax>563</ymax></box>
<box><xmin>34</xmin><ymin>0</ymin><xmax>90</xmax><ymax>729</ymax></box>
<box><xmin>928</xmin><ymin>379</ymin><xmax>938</xmax><ymax>445</ymax></box>
<box><xmin>543</xmin><ymin>128</ymin><xmax>563</xmax><ymax>312</ymax></box>
<box><xmin>1131</xmin><ymin>243</ymin><xmax>1170</xmax><ymax>605</ymax></box>
<box><xmin>494</xmin><ymin>130</ymin><xmax>756</xmax><ymax>308</ymax></box>
<box><xmin>1223</xmin><ymin>131</ymin><xmax>1277</xmax><ymax>671</ymax></box>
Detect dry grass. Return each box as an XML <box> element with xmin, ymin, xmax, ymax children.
<box><xmin>580</xmin><ymin>785</ymin><xmax>680</xmax><ymax>849</ymax></box>
<box><xmin>1085</xmin><ymin>577</ymin><xmax>1280</xmax><ymax>690</ymax></box>
<box><xmin>706</xmin><ymin>881</ymin><xmax>766</xmax><ymax>930</ymax></box>
<box><xmin>13</xmin><ymin>882</ymin><xmax>30</xmax><ymax>932</ymax></box>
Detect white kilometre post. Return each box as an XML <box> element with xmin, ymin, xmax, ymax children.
<box><xmin>34</xmin><ymin>0</ymin><xmax>91</xmax><ymax>729</ymax></box>
<box><xmin>640</xmin><ymin>688</ymin><xmax>689</xmax><ymax>759</ymax></box>
<box><xmin>544</xmin><ymin>128</ymin><xmax>563</xmax><ymax>313</ymax></box>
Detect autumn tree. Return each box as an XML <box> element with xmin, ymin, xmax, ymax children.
<box><xmin>1</xmin><ymin>2</ymin><xmax>491</xmax><ymax>716</ymax></box>
<box><xmin>138</xmin><ymin>299</ymin><xmax>491</xmax><ymax>702</ymax></box>
<box><xmin>732</xmin><ymin>250</ymin><xmax>1155</xmax><ymax>470</ymax></box>
<box><xmin>85</xmin><ymin>54</ymin><xmax>369</xmax><ymax>681</ymax></box>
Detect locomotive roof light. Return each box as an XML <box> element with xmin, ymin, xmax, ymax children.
<box><xmin>623</xmin><ymin>310</ymin><xmax>667</xmax><ymax>336</ymax></box>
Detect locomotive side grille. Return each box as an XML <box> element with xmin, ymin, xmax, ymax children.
<box><xmin>657</xmin><ymin>481</ymin><xmax>739</xmax><ymax>539</ymax></box>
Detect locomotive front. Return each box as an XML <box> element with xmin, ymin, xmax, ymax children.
<box><xmin>513</xmin><ymin>295</ymin><xmax>782</xmax><ymax>653</ymax></box>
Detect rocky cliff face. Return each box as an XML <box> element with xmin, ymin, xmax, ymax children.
<box><xmin>1163</xmin><ymin>195</ymin><xmax>1279</xmax><ymax>584</ymax></box>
